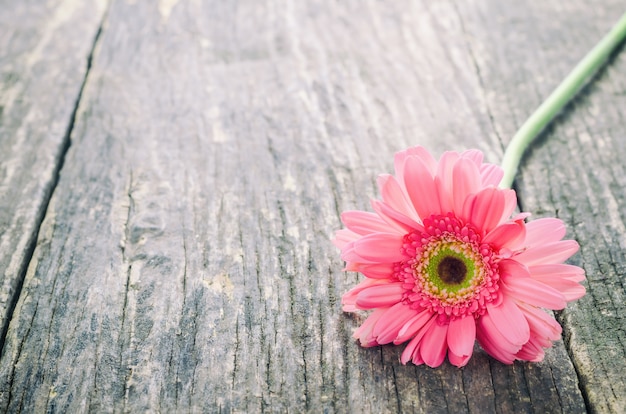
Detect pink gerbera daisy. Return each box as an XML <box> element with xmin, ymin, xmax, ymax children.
<box><xmin>334</xmin><ymin>146</ymin><xmax>586</xmax><ymax>368</ymax></box>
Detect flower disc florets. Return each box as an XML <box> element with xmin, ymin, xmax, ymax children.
<box><xmin>398</xmin><ymin>214</ymin><xmax>500</xmax><ymax>320</ymax></box>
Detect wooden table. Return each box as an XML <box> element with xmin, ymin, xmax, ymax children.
<box><xmin>1</xmin><ymin>1</ymin><xmax>625</xmax><ymax>412</ymax></box>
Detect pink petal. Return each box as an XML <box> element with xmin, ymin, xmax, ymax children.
<box><xmin>394</xmin><ymin>146</ymin><xmax>437</xmax><ymax>184</ymax></box>
<box><xmin>448</xmin><ymin>350</ymin><xmax>472</xmax><ymax>368</ymax></box>
<box><xmin>342</xmin><ymin>279</ymin><xmax>388</xmax><ymax>311</ymax></box>
<box><xmin>371</xmin><ymin>199</ymin><xmax>421</xmax><ymax>233</ymax></box>
<box><xmin>437</xmin><ymin>151</ymin><xmax>461</xmax><ymax>177</ymax></box>
<box><xmin>480</xmin><ymin>163</ymin><xmax>504</xmax><ymax>187</ymax></box>
<box><xmin>529</xmin><ymin>264</ymin><xmax>585</xmax><ymax>282</ymax></box>
<box><xmin>377</xmin><ymin>174</ymin><xmax>421</xmax><ymax>223</ymax></box>
<box><xmin>333</xmin><ymin>229</ymin><xmax>360</xmax><ymax>250</ymax></box>
<box><xmin>350</xmin><ymin>233</ymin><xmax>405</xmax><ymax>263</ymax></box>
<box><xmin>525</xmin><ymin>218</ymin><xmax>566</xmax><ymax>245</ymax></box>
<box><xmin>419</xmin><ymin>321</ymin><xmax>449</xmax><ymax>368</ymax></box>
<box><xmin>341</xmin><ymin>211</ymin><xmax>392</xmax><ymax>235</ymax></box>
<box><xmin>501</xmin><ymin>273</ymin><xmax>567</xmax><ymax>310</ymax></box>
<box><xmin>355</xmin><ymin>282</ymin><xmax>405</xmax><ymax>308</ymax></box>
<box><xmin>462</xmin><ymin>188</ymin><xmax>506</xmax><ymax>234</ymax></box>
<box><xmin>435</xmin><ymin>152</ymin><xmax>461</xmax><ymax>213</ymax></box>
<box><xmin>515</xmin><ymin>339</ymin><xmax>545</xmax><ymax>362</ymax></box>
<box><xmin>498</xmin><ymin>258</ymin><xmax>531</xmax><ymax>278</ymax></box>
<box><xmin>486</xmin><ymin>299</ymin><xmax>530</xmax><ymax>346</ymax></box>
<box><xmin>529</xmin><ymin>276</ymin><xmax>586</xmax><ymax>301</ymax></box>
<box><xmin>461</xmin><ymin>149</ymin><xmax>484</xmax><ymax>165</ymax></box>
<box><xmin>400</xmin><ymin>316</ymin><xmax>436</xmax><ymax>365</ymax></box>
<box><xmin>353</xmin><ymin>308</ymin><xmax>386</xmax><ymax>346</ymax></box>
<box><xmin>401</xmin><ymin>335</ymin><xmax>422</xmax><ymax>365</ymax></box>
<box><xmin>356</xmin><ymin>263</ymin><xmax>395</xmax><ymax>279</ymax></box>
<box><xmin>501</xmin><ymin>190</ymin><xmax>518</xmax><ymax>221</ymax></box>
<box><xmin>372</xmin><ymin>303</ymin><xmax>418</xmax><ymax>344</ymax></box>
<box><xmin>403</xmin><ymin>155</ymin><xmax>440</xmax><ymax>220</ymax></box>
<box><xmin>452</xmin><ymin>157</ymin><xmax>481</xmax><ymax>215</ymax></box>
<box><xmin>518</xmin><ymin>302</ymin><xmax>562</xmax><ymax>341</ymax></box>
<box><xmin>483</xmin><ymin>219</ymin><xmax>526</xmax><ymax>251</ymax></box>
<box><xmin>435</xmin><ymin>176</ymin><xmax>453</xmax><ymax>217</ymax></box>
<box><xmin>514</xmin><ymin>240</ymin><xmax>580</xmax><ymax>266</ymax></box>
<box><xmin>476</xmin><ymin>314</ymin><xmax>520</xmax><ymax>364</ymax></box>
<box><xmin>476</xmin><ymin>333</ymin><xmax>515</xmax><ymax>364</ymax></box>
<box><xmin>447</xmin><ymin>316</ymin><xmax>476</xmax><ymax>358</ymax></box>
<box><xmin>394</xmin><ymin>308</ymin><xmax>434</xmax><ymax>344</ymax></box>
<box><xmin>344</xmin><ymin>262</ymin><xmax>361</xmax><ymax>272</ymax></box>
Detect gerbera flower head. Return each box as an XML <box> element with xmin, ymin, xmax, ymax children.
<box><xmin>334</xmin><ymin>146</ymin><xmax>586</xmax><ymax>368</ymax></box>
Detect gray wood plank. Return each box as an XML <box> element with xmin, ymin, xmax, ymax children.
<box><xmin>0</xmin><ymin>0</ymin><xmax>107</xmax><ymax>344</ymax></box>
<box><xmin>0</xmin><ymin>0</ymin><xmax>622</xmax><ymax>412</ymax></box>
<box><xmin>516</xmin><ymin>36</ymin><xmax>626</xmax><ymax>414</ymax></box>
<box><xmin>454</xmin><ymin>2</ymin><xmax>626</xmax><ymax>412</ymax></box>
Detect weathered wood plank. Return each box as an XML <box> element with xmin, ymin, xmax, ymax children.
<box><xmin>517</xmin><ymin>48</ymin><xmax>626</xmax><ymax>414</ymax></box>
<box><xmin>0</xmin><ymin>0</ymin><xmax>623</xmax><ymax>412</ymax></box>
<box><xmin>454</xmin><ymin>2</ymin><xmax>626</xmax><ymax>412</ymax></box>
<box><xmin>0</xmin><ymin>0</ymin><xmax>107</xmax><ymax>343</ymax></box>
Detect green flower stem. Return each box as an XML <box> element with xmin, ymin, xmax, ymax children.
<box><xmin>500</xmin><ymin>12</ymin><xmax>626</xmax><ymax>189</ymax></box>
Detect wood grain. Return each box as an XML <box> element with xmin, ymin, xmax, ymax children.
<box><xmin>454</xmin><ymin>2</ymin><xmax>626</xmax><ymax>411</ymax></box>
<box><xmin>0</xmin><ymin>0</ymin><xmax>623</xmax><ymax>412</ymax></box>
<box><xmin>0</xmin><ymin>0</ymin><xmax>107</xmax><ymax>346</ymax></box>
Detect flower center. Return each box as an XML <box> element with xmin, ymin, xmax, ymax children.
<box><xmin>398</xmin><ymin>214</ymin><xmax>501</xmax><ymax>319</ymax></box>
<box><xmin>417</xmin><ymin>238</ymin><xmax>486</xmax><ymax>298</ymax></box>
<box><xmin>437</xmin><ymin>255</ymin><xmax>467</xmax><ymax>285</ymax></box>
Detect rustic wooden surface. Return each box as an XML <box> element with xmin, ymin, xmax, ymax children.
<box><xmin>0</xmin><ymin>0</ymin><xmax>108</xmax><ymax>350</ymax></box>
<box><xmin>0</xmin><ymin>0</ymin><xmax>624</xmax><ymax>412</ymax></box>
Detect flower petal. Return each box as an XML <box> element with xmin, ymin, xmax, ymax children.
<box><xmin>448</xmin><ymin>350</ymin><xmax>472</xmax><ymax>367</ymax></box>
<box><xmin>486</xmin><ymin>298</ymin><xmax>530</xmax><ymax>346</ymax></box>
<box><xmin>401</xmin><ymin>335</ymin><xmax>422</xmax><ymax>365</ymax></box>
<box><xmin>461</xmin><ymin>149</ymin><xmax>484</xmax><ymax>165</ymax></box>
<box><xmin>377</xmin><ymin>174</ymin><xmax>421</xmax><ymax>223</ymax></box>
<box><xmin>371</xmin><ymin>199</ymin><xmax>421</xmax><ymax>233</ymax></box>
<box><xmin>404</xmin><ymin>155</ymin><xmax>440</xmax><ymax>219</ymax></box>
<box><xmin>342</xmin><ymin>279</ymin><xmax>388</xmax><ymax>311</ymax></box>
<box><xmin>452</xmin><ymin>157</ymin><xmax>481</xmax><ymax>214</ymax></box>
<box><xmin>420</xmin><ymin>322</ymin><xmax>449</xmax><ymax>368</ymax></box>
<box><xmin>355</xmin><ymin>282</ymin><xmax>405</xmax><ymax>308</ymax></box>
<box><xmin>518</xmin><ymin>302</ymin><xmax>562</xmax><ymax>342</ymax></box>
<box><xmin>529</xmin><ymin>275</ymin><xmax>586</xmax><ymax>301</ymax></box>
<box><xmin>356</xmin><ymin>263</ymin><xmax>395</xmax><ymax>279</ymax></box>
<box><xmin>476</xmin><ymin>313</ymin><xmax>520</xmax><ymax>364</ymax></box>
<box><xmin>435</xmin><ymin>151</ymin><xmax>461</xmax><ymax>213</ymax></box>
<box><xmin>333</xmin><ymin>229</ymin><xmax>359</xmax><ymax>250</ymax></box>
<box><xmin>525</xmin><ymin>218</ymin><xmax>566</xmax><ymax>245</ymax></box>
<box><xmin>483</xmin><ymin>218</ymin><xmax>526</xmax><ymax>251</ymax></box>
<box><xmin>400</xmin><ymin>315</ymin><xmax>436</xmax><ymax>365</ymax></box>
<box><xmin>372</xmin><ymin>303</ymin><xmax>419</xmax><ymax>344</ymax></box>
<box><xmin>394</xmin><ymin>146</ymin><xmax>437</xmax><ymax>184</ymax></box>
<box><xmin>394</xmin><ymin>308</ymin><xmax>434</xmax><ymax>344</ymax></box>
<box><xmin>447</xmin><ymin>316</ymin><xmax>476</xmax><ymax>358</ymax></box>
<box><xmin>341</xmin><ymin>210</ymin><xmax>394</xmax><ymax>235</ymax></box>
<box><xmin>515</xmin><ymin>339</ymin><xmax>545</xmax><ymax>362</ymax></box>
<box><xmin>462</xmin><ymin>187</ymin><xmax>509</xmax><ymax>234</ymax></box>
<box><xmin>501</xmin><ymin>273</ymin><xmax>567</xmax><ymax>310</ymax></box>
<box><xmin>480</xmin><ymin>163</ymin><xmax>504</xmax><ymax>187</ymax></box>
<box><xmin>353</xmin><ymin>308</ymin><xmax>386</xmax><ymax>347</ymax></box>
<box><xmin>349</xmin><ymin>233</ymin><xmax>405</xmax><ymax>263</ymax></box>
<box><xmin>514</xmin><ymin>240</ymin><xmax>580</xmax><ymax>266</ymax></box>
<box><xmin>529</xmin><ymin>264</ymin><xmax>585</xmax><ymax>282</ymax></box>
<box><xmin>499</xmin><ymin>258</ymin><xmax>531</xmax><ymax>278</ymax></box>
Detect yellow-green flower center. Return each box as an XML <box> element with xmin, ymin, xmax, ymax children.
<box><xmin>399</xmin><ymin>214</ymin><xmax>501</xmax><ymax>319</ymax></box>
<box><xmin>427</xmin><ymin>247</ymin><xmax>475</xmax><ymax>292</ymax></box>
<box><xmin>417</xmin><ymin>239</ymin><xmax>486</xmax><ymax>303</ymax></box>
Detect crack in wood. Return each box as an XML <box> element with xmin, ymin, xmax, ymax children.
<box><xmin>0</xmin><ymin>6</ymin><xmax>107</xmax><ymax>360</ymax></box>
